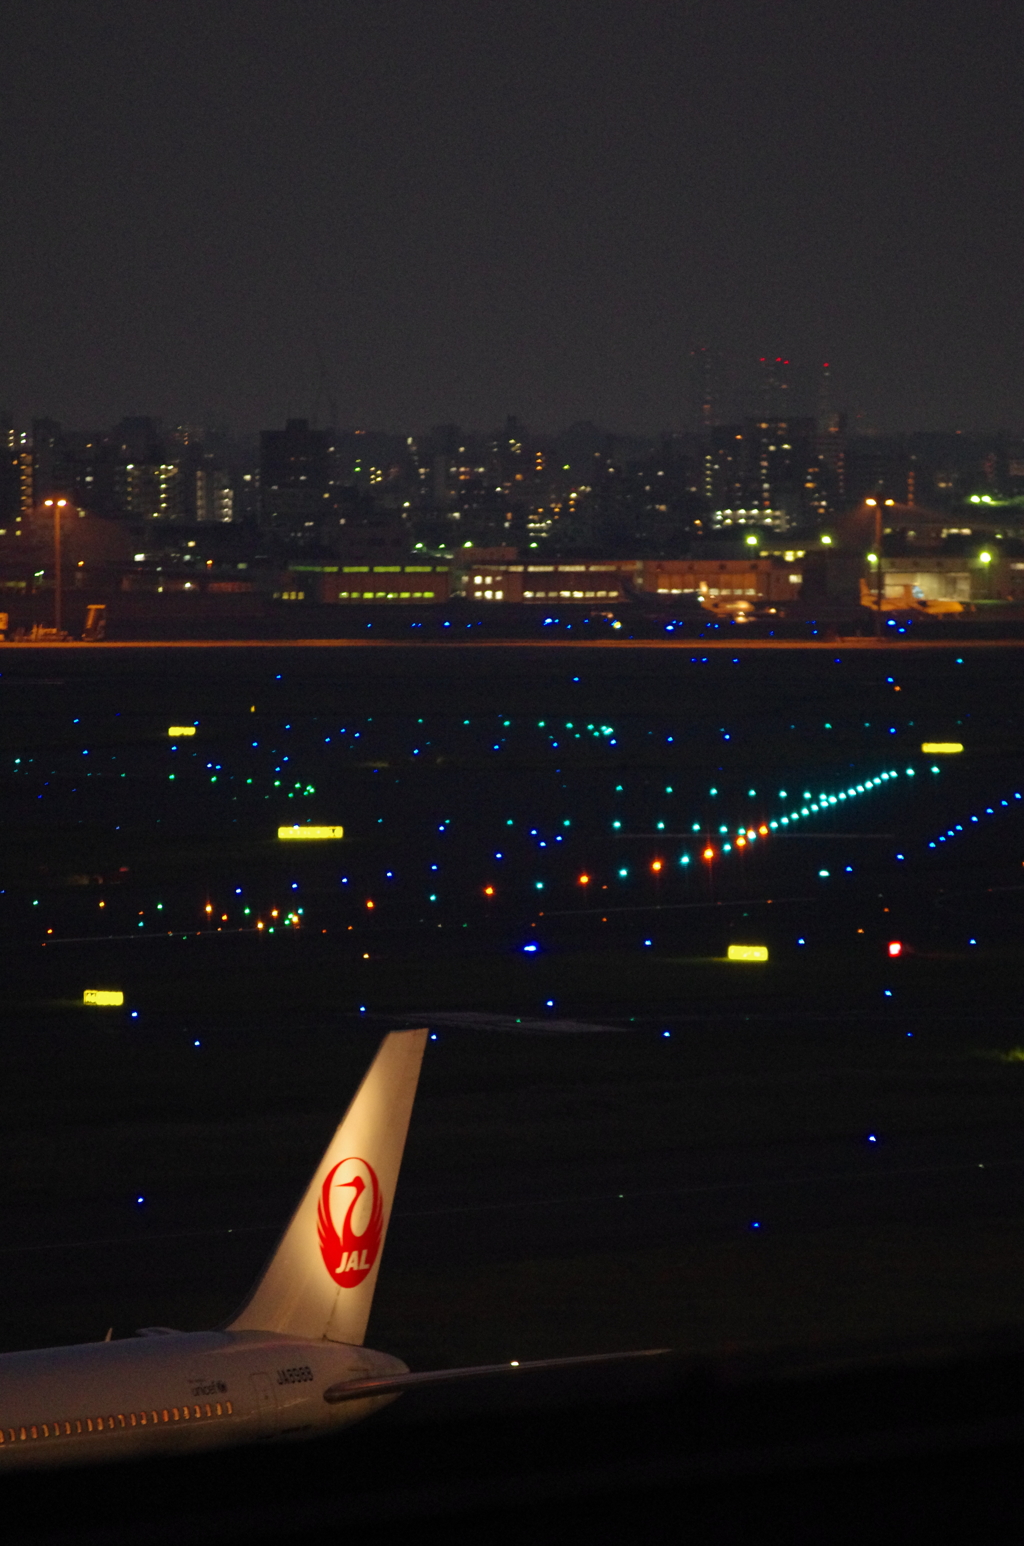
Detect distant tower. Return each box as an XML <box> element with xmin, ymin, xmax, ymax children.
<box><xmin>816</xmin><ymin>361</ymin><xmax>846</xmax><ymax>502</ymax></box>
<box><xmin>690</xmin><ymin>344</ymin><xmax>713</xmax><ymax>432</ymax></box>
<box><xmin>760</xmin><ymin>357</ymin><xmax>790</xmax><ymax>421</ymax></box>
<box><xmin>816</xmin><ymin>359</ymin><xmax>833</xmax><ymax>426</ymax></box>
<box><xmin>690</xmin><ymin>345</ymin><xmax>714</xmax><ymax>503</ymax></box>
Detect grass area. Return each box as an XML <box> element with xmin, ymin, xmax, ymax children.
<box><xmin>11</xmin><ymin>931</ymin><xmax>1024</xmax><ymax>1026</ymax></box>
<box><xmin>372</xmin><ymin>1221</ymin><xmax>1024</xmax><ymax>1368</ymax></box>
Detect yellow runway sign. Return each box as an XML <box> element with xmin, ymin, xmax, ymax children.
<box><xmin>277</xmin><ymin>826</ymin><xmax>344</xmax><ymax>841</ymax></box>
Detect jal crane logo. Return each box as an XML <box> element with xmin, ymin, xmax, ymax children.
<box><xmin>317</xmin><ymin>1157</ymin><xmax>383</xmax><ymax>1287</ymax></box>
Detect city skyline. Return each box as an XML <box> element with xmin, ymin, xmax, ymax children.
<box><xmin>7</xmin><ymin>405</ymin><xmax>1024</xmax><ymax>534</ymax></box>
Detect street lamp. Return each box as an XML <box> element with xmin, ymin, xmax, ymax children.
<box><xmin>865</xmin><ymin>498</ymin><xmax>883</xmax><ymax>631</ymax></box>
<box><xmin>979</xmin><ymin>549</ymin><xmax>993</xmax><ymax>601</ymax></box>
<box><xmin>42</xmin><ymin>498</ymin><xmax>68</xmax><ymax>634</ymax></box>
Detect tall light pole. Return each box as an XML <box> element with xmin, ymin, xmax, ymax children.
<box><xmin>43</xmin><ymin>498</ymin><xmax>68</xmax><ymax>635</ymax></box>
<box><xmin>978</xmin><ymin>549</ymin><xmax>993</xmax><ymax>601</ymax></box>
<box><xmin>865</xmin><ymin>498</ymin><xmax>882</xmax><ymax>637</ymax></box>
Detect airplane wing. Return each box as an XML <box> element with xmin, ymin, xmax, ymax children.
<box><xmin>323</xmin><ymin>1347</ymin><xmax>675</xmax><ymax>1403</ymax></box>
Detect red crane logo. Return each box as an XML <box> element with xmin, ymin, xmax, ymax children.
<box><xmin>317</xmin><ymin>1157</ymin><xmax>383</xmax><ymax>1287</ymax></box>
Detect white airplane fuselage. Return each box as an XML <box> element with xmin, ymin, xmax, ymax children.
<box><xmin>0</xmin><ymin>1330</ymin><xmax>405</xmax><ymax>1471</ymax></box>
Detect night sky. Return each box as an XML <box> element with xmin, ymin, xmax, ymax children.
<box><xmin>1</xmin><ymin>0</ymin><xmax>1021</xmax><ymax>435</ymax></box>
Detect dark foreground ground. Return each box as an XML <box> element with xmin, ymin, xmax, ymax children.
<box><xmin>2</xmin><ymin>643</ymin><xmax>1024</xmax><ymax>1540</ymax></box>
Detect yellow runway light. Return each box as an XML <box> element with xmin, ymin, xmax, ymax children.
<box><xmin>921</xmin><ymin>742</ymin><xmax>963</xmax><ymax>755</ymax></box>
<box><xmin>167</xmin><ymin>726</ymin><xmax>196</xmax><ymax>737</ymax></box>
<box><xmin>727</xmin><ymin>945</ymin><xmax>769</xmax><ymax>963</ymax></box>
<box><xmin>277</xmin><ymin>825</ymin><xmax>344</xmax><ymax>840</ymax></box>
<box><xmin>83</xmin><ymin>990</ymin><xmax>124</xmax><ymax>1006</ymax></box>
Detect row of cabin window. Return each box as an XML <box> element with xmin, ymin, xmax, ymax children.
<box><xmin>336</xmin><ymin>590</ymin><xmax>436</xmax><ymax>599</ymax></box>
<box><xmin>1</xmin><ymin>1399</ymin><xmax>233</xmax><ymax>1444</ymax></box>
<box><xmin>522</xmin><ymin>589</ymin><xmax>618</xmax><ymax>598</ymax></box>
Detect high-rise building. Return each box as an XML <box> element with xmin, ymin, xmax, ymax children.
<box><xmin>707</xmin><ymin>415</ymin><xmax>819</xmax><ymax>528</ymax></box>
<box><xmin>195</xmin><ymin>463</ymin><xmax>234</xmax><ymax>523</ymax></box>
<box><xmin>31</xmin><ymin>418</ymin><xmax>71</xmax><ymax>508</ymax></box>
<box><xmin>111</xmin><ymin>418</ymin><xmax>166</xmax><ymax>518</ymax></box>
<box><xmin>0</xmin><ymin>415</ymin><xmax>28</xmax><ymax>530</ymax></box>
<box><xmin>260</xmin><ymin>419</ymin><xmax>333</xmax><ymax>527</ymax></box>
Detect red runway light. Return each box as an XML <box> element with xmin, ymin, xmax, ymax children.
<box><xmin>651</xmin><ymin>860</ymin><xmax>663</xmax><ymax>872</ymax></box>
<box><xmin>578</xmin><ymin>874</ymin><xmax>590</xmax><ymax>886</ymax></box>
<box><xmin>483</xmin><ymin>885</ymin><xmax>495</xmax><ymax>896</ymax></box>
<box><xmin>888</xmin><ymin>940</ymin><xmax>902</xmax><ymax>957</ymax></box>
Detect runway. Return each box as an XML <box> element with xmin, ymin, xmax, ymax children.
<box><xmin>3</xmin><ymin>635</ymin><xmax>1024</xmax><ymax>651</ymax></box>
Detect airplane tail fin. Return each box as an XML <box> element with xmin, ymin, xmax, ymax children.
<box><xmin>227</xmin><ymin>1028</ymin><xmax>427</xmax><ymax>1346</ymax></box>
